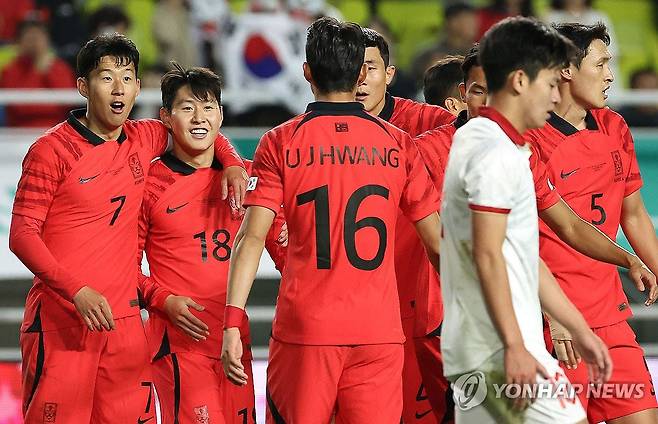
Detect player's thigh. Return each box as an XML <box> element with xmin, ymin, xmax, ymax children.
<box><xmin>219</xmin><ymin>340</ymin><xmax>256</xmax><ymax>424</ymax></box>
<box><xmin>21</xmin><ymin>326</ymin><xmax>101</xmax><ymax>424</ymax></box>
<box><xmin>335</xmin><ymin>343</ymin><xmax>404</xmax><ymax>424</ymax></box>
<box><xmin>586</xmin><ymin>321</ymin><xmax>658</xmax><ymax>424</ymax></box>
<box><xmin>92</xmin><ymin>315</ymin><xmax>157</xmax><ymax>424</ymax></box>
<box><xmin>415</xmin><ymin>335</ymin><xmax>454</xmax><ymax>423</ymax></box>
<box><xmin>266</xmin><ymin>339</ymin><xmax>343</xmax><ymax>424</ymax></box>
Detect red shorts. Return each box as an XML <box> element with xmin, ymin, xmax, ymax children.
<box><xmin>153</xmin><ymin>344</ymin><xmax>255</xmax><ymax>424</ymax></box>
<box><xmin>414</xmin><ymin>335</ymin><xmax>454</xmax><ymax>424</ymax></box>
<box><xmin>402</xmin><ymin>316</ymin><xmax>439</xmax><ymax>424</ymax></box>
<box><xmin>544</xmin><ymin>320</ymin><xmax>657</xmax><ymax>423</ymax></box>
<box><xmin>266</xmin><ymin>338</ymin><xmax>403</xmax><ymax>424</ymax></box>
<box><xmin>20</xmin><ymin>314</ymin><xmax>155</xmax><ymax>424</ymax></box>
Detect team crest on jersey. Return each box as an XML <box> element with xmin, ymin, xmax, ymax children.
<box><xmin>194</xmin><ymin>405</ymin><xmax>209</xmax><ymax>423</ymax></box>
<box><xmin>611</xmin><ymin>150</ymin><xmax>623</xmax><ymax>181</ymax></box>
<box><xmin>247</xmin><ymin>176</ymin><xmax>258</xmax><ymax>191</ymax></box>
<box><xmin>129</xmin><ymin>153</ymin><xmax>145</xmax><ymax>184</ymax></box>
<box><xmin>43</xmin><ymin>402</ymin><xmax>57</xmax><ymax>422</ymax></box>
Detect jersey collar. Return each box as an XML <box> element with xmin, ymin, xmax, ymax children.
<box><xmin>478</xmin><ymin>107</ymin><xmax>526</xmax><ymax>146</ymax></box>
<box><xmin>454</xmin><ymin>110</ymin><xmax>468</xmax><ymax>129</ymax></box>
<box><xmin>378</xmin><ymin>92</ymin><xmax>395</xmax><ymax>122</ymax></box>
<box><xmin>547</xmin><ymin>110</ymin><xmax>599</xmax><ymax>136</ymax></box>
<box><xmin>305</xmin><ymin>101</ymin><xmax>364</xmax><ymax>114</ymax></box>
<box><xmin>161</xmin><ymin>151</ymin><xmax>222</xmax><ymax>175</ymax></box>
<box><xmin>67</xmin><ymin>108</ymin><xmax>127</xmax><ymax>146</ymax></box>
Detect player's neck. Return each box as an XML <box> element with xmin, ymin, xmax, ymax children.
<box><xmin>488</xmin><ymin>95</ymin><xmax>528</xmax><ymax>134</ymax></box>
<box><xmin>554</xmin><ymin>86</ymin><xmax>588</xmax><ymax>130</ymax></box>
<box><xmin>78</xmin><ymin>113</ymin><xmax>123</xmax><ymax>141</ymax></box>
<box><xmin>370</xmin><ymin>94</ymin><xmax>387</xmax><ymax>117</ymax></box>
<box><xmin>314</xmin><ymin>91</ymin><xmax>359</xmax><ymax>103</ymax></box>
<box><xmin>172</xmin><ymin>144</ymin><xmax>214</xmax><ymax>169</ymax></box>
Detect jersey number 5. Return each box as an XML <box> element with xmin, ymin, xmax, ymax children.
<box><xmin>591</xmin><ymin>193</ymin><xmax>607</xmax><ymax>225</ymax></box>
<box><xmin>297</xmin><ymin>184</ymin><xmax>389</xmax><ymax>271</ymax></box>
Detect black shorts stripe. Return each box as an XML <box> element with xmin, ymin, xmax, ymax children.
<box><xmin>25</xmin><ymin>330</ymin><xmax>45</xmax><ymax>411</ymax></box>
<box><xmin>171</xmin><ymin>353</ymin><xmax>181</xmax><ymax>424</ymax></box>
<box><xmin>441</xmin><ymin>386</ymin><xmax>455</xmax><ymax>424</ymax></box>
<box><xmin>266</xmin><ymin>388</ymin><xmax>286</xmax><ymax>424</ymax></box>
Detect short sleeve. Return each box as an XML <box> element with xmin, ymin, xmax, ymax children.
<box><xmin>621</xmin><ymin>122</ymin><xmax>643</xmax><ymax>196</ymax></box>
<box><xmin>12</xmin><ymin>141</ymin><xmax>63</xmax><ymax>221</ymax></box>
<box><xmin>399</xmin><ymin>134</ymin><xmax>441</xmax><ymax>222</ymax></box>
<box><xmin>243</xmin><ymin>131</ymin><xmax>283</xmax><ymax>214</ymax></box>
<box><xmin>464</xmin><ymin>145</ymin><xmax>520</xmax><ymax>214</ymax></box>
<box><xmin>529</xmin><ymin>144</ymin><xmax>560</xmax><ymax>211</ymax></box>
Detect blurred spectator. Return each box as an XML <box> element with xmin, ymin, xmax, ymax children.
<box><xmin>0</xmin><ymin>0</ymin><xmax>34</xmax><ymax>43</ymax></box>
<box><xmin>366</xmin><ymin>14</ymin><xmax>417</xmax><ymax>100</ymax></box>
<box><xmin>476</xmin><ymin>0</ymin><xmax>535</xmax><ymax>39</ymax></box>
<box><xmin>287</xmin><ymin>0</ymin><xmax>343</xmax><ymax>22</ymax></box>
<box><xmin>0</xmin><ymin>17</ymin><xmax>75</xmax><ymax>127</ymax></box>
<box><xmin>410</xmin><ymin>3</ymin><xmax>477</xmax><ymax>86</ymax></box>
<box><xmin>87</xmin><ymin>5</ymin><xmax>131</xmax><ymax>38</ymax></box>
<box><xmin>423</xmin><ymin>55</ymin><xmax>466</xmax><ymax>115</ymax></box>
<box><xmin>189</xmin><ymin>0</ymin><xmax>231</xmax><ymax>72</ymax></box>
<box><xmin>34</xmin><ymin>0</ymin><xmax>86</xmax><ymax>67</ymax></box>
<box><xmin>618</xmin><ymin>68</ymin><xmax>658</xmax><ymax>127</ymax></box>
<box><xmin>153</xmin><ymin>0</ymin><xmax>198</xmax><ymax>69</ymax></box>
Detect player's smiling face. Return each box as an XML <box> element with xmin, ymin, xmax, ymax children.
<box><xmin>356</xmin><ymin>47</ymin><xmax>395</xmax><ymax>115</ymax></box>
<box><xmin>569</xmin><ymin>38</ymin><xmax>613</xmax><ymax>109</ymax></box>
<box><xmin>524</xmin><ymin>68</ymin><xmax>562</xmax><ymax>129</ymax></box>
<box><xmin>161</xmin><ymin>85</ymin><xmax>223</xmax><ymax>157</ymax></box>
<box><xmin>78</xmin><ymin>56</ymin><xmax>140</xmax><ymax>134</ymax></box>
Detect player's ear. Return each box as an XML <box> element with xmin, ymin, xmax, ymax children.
<box><xmin>444</xmin><ymin>97</ymin><xmax>458</xmax><ymax>115</ymax></box>
<box><xmin>560</xmin><ymin>66</ymin><xmax>573</xmax><ymax>82</ymax></box>
<box><xmin>510</xmin><ymin>70</ymin><xmax>526</xmax><ymax>94</ymax></box>
<box><xmin>303</xmin><ymin>62</ymin><xmax>313</xmax><ymax>85</ymax></box>
<box><xmin>135</xmin><ymin>77</ymin><xmax>141</xmax><ymax>96</ymax></box>
<box><xmin>77</xmin><ymin>77</ymin><xmax>89</xmax><ymax>99</ymax></box>
<box><xmin>385</xmin><ymin>65</ymin><xmax>396</xmax><ymax>85</ymax></box>
<box><xmin>357</xmin><ymin>62</ymin><xmax>367</xmax><ymax>86</ymax></box>
<box><xmin>159</xmin><ymin>107</ymin><xmax>172</xmax><ymax>130</ymax></box>
<box><xmin>459</xmin><ymin>82</ymin><xmax>466</xmax><ymax>102</ymax></box>
<box><xmin>217</xmin><ymin>105</ymin><xmax>224</xmax><ymax>128</ymax></box>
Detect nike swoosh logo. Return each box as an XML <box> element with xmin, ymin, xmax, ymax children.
<box><xmin>560</xmin><ymin>168</ymin><xmax>579</xmax><ymax>179</ymax></box>
<box><xmin>137</xmin><ymin>417</ymin><xmax>153</xmax><ymax>424</ymax></box>
<box><xmin>415</xmin><ymin>409</ymin><xmax>433</xmax><ymax>419</ymax></box>
<box><xmin>166</xmin><ymin>203</ymin><xmax>189</xmax><ymax>214</ymax></box>
<box><xmin>79</xmin><ymin>174</ymin><xmax>100</xmax><ymax>184</ymax></box>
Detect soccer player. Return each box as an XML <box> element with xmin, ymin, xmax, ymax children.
<box><xmin>441</xmin><ymin>17</ymin><xmax>611</xmax><ymax>422</ymax></box>
<box><xmin>525</xmin><ymin>22</ymin><xmax>658</xmax><ymax>423</ymax></box>
<box><xmin>422</xmin><ymin>55</ymin><xmax>467</xmax><ymax>115</ymax></box>
<box><xmin>9</xmin><ymin>34</ymin><xmax>246</xmax><ymax>423</ymax></box>
<box><xmin>221</xmin><ymin>17</ymin><xmax>442</xmax><ymax>423</ymax></box>
<box><xmin>357</xmin><ymin>27</ymin><xmax>453</xmax><ymax>424</ymax></box>
<box><xmin>137</xmin><ymin>64</ymin><xmax>286</xmax><ymax>424</ymax></box>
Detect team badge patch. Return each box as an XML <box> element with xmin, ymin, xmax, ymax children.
<box><xmin>194</xmin><ymin>405</ymin><xmax>210</xmax><ymax>424</ymax></box>
<box><xmin>611</xmin><ymin>150</ymin><xmax>623</xmax><ymax>181</ymax></box>
<box><xmin>43</xmin><ymin>402</ymin><xmax>57</xmax><ymax>422</ymax></box>
<box><xmin>129</xmin><ymin>153</ymin><xmax>145</xmax><ymax>184</ymax></box>
<box><xmin>247</xmin><ymin>176</ymin><xmax>258</xmax><ymax>191</ymax></box>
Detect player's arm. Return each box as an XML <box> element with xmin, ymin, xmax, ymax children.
<box><xmin>413</xmin><ymin>212</ymin><xmax>441</xmax><ymax>273</ymax></box>
<box><xmin>538</xmin><ymin>258</ymin><xmax>612</xmax><ymax>383</ymax></box>
<box><xmin>472</xmin><ymin>210</ymin><xmax>549</xmax><ymax>410</ymax></box>
<box><xmin>222</xmin><ymin>205</ymin><xmax>276</xmax><ymax>386</ymax></box>
<box><xmin>620</xmin><ymin>191</ymin><xmax>658</xmax><ymax>305</ymax></box>
<box><xmin>264</xmin><ymin>210</ymin><xmax>288</xmax><ymax>273</ymax></box>
<box><xmin>539</xmin><ymin>198</ymin><xmax>655</xmax><ymax>293</ymax></box>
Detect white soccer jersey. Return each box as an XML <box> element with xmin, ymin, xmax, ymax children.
<box><xmin>440</xmin><ymin>107</ymin><xmax>550</xmax><ymax>377</ymax></box>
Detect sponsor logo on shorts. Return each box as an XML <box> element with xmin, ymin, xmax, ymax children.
<box><xmin>194</xmin><ymin>405</ymin><xmax>209</xmax><ymax>424</ymax></box>
<box><xmin>43</xmin><ymin>402</ymin><xmax>57</xmax><ymax>422</ymax></box>
<box><xmin>247</xmin><ymin>176</ymin><xmax>258</xmax><ymax>191</ymax></box>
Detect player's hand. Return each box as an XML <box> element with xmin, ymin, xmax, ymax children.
<box><xmin>72</xmin><ymin>286</ymin><xmax>115</xmax><ymax>331</ymax></box>
<box><xmin>571</xmin><ymin>327</ymin><xmax>612</xmax><ymax>384</ymax></box>
<box><xmin>222</xmin><ymin>166</ymin><xmax>248</xmax><ymax>210</ymax></box>
<box><xmin>547</xmin><ymin>316</ymin><xmax>580</xmax><ymax>369</ymax></box>
<box><xmin>627</xmin><ymin>259</ymin><xmax>658</xmax><ymax>306</ymax></box>
<box><xmin>277</xmin><ymin>222</ymin><xmax>288</xmax><ymax>247</ymax></box>
<box><xmin>504</xmin><ymin>344</ymin><xmax>549</xmax><ymax>411</ymax></box>
<box><xmin>163</xmin><ymin>295</ymin><xmax>209</xmax><ymax>341</ymax></box>
<box><xmin>221</xmin><ymin>327</ymin><xmax>248</xmax><ymax>386</ymax></box>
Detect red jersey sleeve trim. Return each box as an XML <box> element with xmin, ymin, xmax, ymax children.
<box><xmin>624</xmin><ymin>184</ymin><xmax>643</xmax><ymax>198</ymax></box>
<box><xmin>536</xmin><ymin>191</ymin><xmax>561</xmax><ymax>212</ymax></box>
<box><xmin>243</xmin><ymin>200</ymin><xmax>281</xmax><ymax>215</ymax></box>
<box><xmin>469</xmin><ymin>204</ymin><xmax>511</xmax><ymax>214</ymax></box>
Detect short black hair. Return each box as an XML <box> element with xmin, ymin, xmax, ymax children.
<box><xmin>306</xmin><ymin>17</ymin><xmax>365</xmax><ymax>94</ymax></box>
<box><xmin>161</xmin><ymin>62</ymin><xmax>222</xmax><ymax>111</ymax></box>
<box><xmin>423</xmin><ymin>56</ymin><xmax>464</xmax><ymax>106</ymax></box>
<box><xmin>16</xmin><ymin>16</ymin><xmax>48</xmax><ymax>40</ymax></box>
<box><xmin>88</xmin><ymin>5</ymin><xmax>131</xmax><ymax>36</ymax></box>
<box><xmin>363</xmin><ymin>27</ymin><xmax>390</xmax><ymax>67</ymax></box>
<box><xmin>480</xmin><ymin>17</ymin><xmax>576</xmax><ymax>93</ymax></box>
<box><xmin>552</xmin><ymin>22</ymin><xmax>610</xmax><ymax>68</ymax></box>
<box><xmin>76</xmin><ymin>33</ymin><xmax>140</xmax><ymax>78</ymax></box>
<box><xmin>461</xmin><ymin>43</ymin><xmax>480</xmax><ymax>84</ymax></box>
<box><xmin>444</xmin><ymin>3</ymin><xmax>475</xmax><ymax>21</ymax></box>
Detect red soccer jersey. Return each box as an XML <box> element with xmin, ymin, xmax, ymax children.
<box><xmin>379</xmin><ymin>94</ymin><xmax>454</xmax><ymax>325</ymax></box>
<box><xmin>525</xmin><ymin>108</ymin><xmax>643</xmax><ymax>327</ymax></box>
<box><xmin>12</xmin><ymin>109</ymin><xmax>244</xmax><ymax>332</ymax></box>
<box><xmin>138</xmin><ymin>155</ymin><xmax>285</xmax><ymax>360</ymax></box>
<box><xmin>245</xmin><ymin>101</ymin><xmax>440</xmax><ymax>345</ymax></box>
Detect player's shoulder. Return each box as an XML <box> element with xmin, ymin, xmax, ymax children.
<box><xmin>590</xmin><ymin>107</ymin><xmax>629</xmax><ymax>135</ymax></box>
<box><xmin>123</xmin><ymin>118</ymin><xmax>166</xmax><ymax>136</ymax></box>
<box><xmin>27</xmin><ymin>120</ymin><xmax>80</xmax><ymax>160</ymax></box>
<box><xmin>260</xmin><ymin>113</ymin><xmax>306</xmax><ymax>145</ymax></box>
<box><xmin>145</xmin><ymin>156</ymin><xmax>177</xmax><ymax>191</ymax></box>
<box><xmin>416</xmin><ymin>121</ymin><xmax>456</xmax><ymax>144</ymax></box>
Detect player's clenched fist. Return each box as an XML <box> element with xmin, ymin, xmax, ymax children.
<box><xmin>72</xmin><ymin>286</ymin><xmax>115</xmax><ymax>331</ymax></box>
<box><xmin>221</xmin><ymin>328</ymin><xmax>248</xmax><ymax>386</ymax></box>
